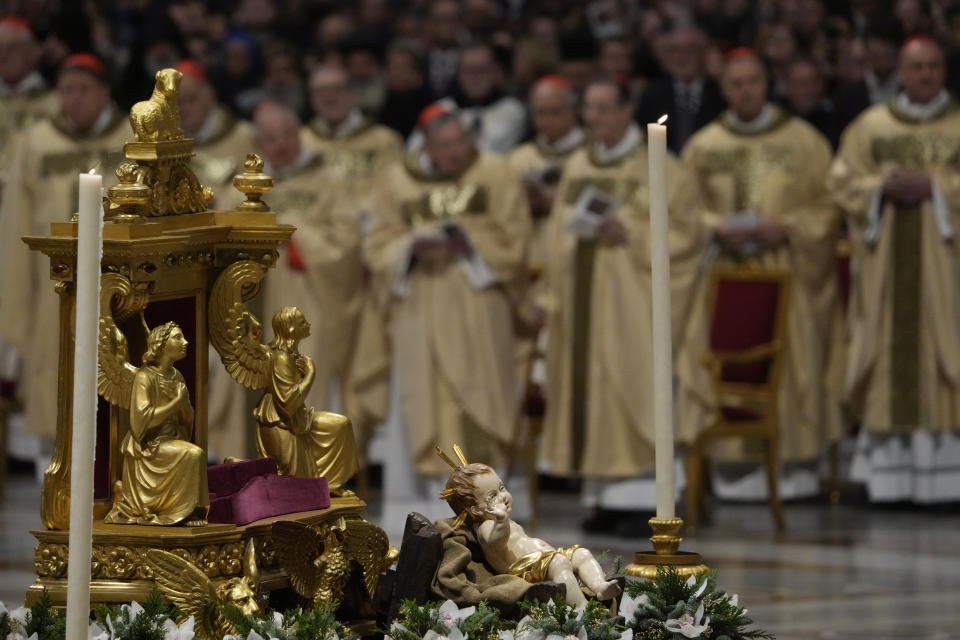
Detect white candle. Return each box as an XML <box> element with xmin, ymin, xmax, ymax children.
<box><xmin>65</xmin><ymin>170</ymin><xmax>103</xmax><ymax>640</ymax></box>
<box><xmin>647</xmin><ymin>116</ymin><xmax>675</xmax><ymax>519</ymax></box>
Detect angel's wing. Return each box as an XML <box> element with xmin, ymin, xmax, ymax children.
<box><xmin>97</xmin><ymin>316</ymin><xmax>137</xmax><ymax>409</ymax></box>
<box><xmin>271</xmin><ymin>520</ymin><xmax>328</xmax><ymax>600</ymax></box>
<box><xmin>209</xmin><ymin>261</ymin><xmax>270</xmax><ymax>390</ymax></box>
<box><xmin>343</xmin><ymin>518</ymin><xmax>392</xmax><ymax>599</ymax></box>
<box><xmin>144</xmin><ymin>549</ymin><xmax>224</xmax><ymax>640</ymax></box>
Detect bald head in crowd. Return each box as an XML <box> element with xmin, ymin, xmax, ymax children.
<box><xmin>309</xmin><ymin>64</ymin><xmax>356</xmax><ymax>129</ymax></box>
<box><xmin>529</xmin><ymin>76</ymin><xmax>578</xmax><ymax>145</ymax></box>
<box><xmin>898</xmin><ymin>36</ymin><xmax>946</xmax><ymax>105</ymax></box>
<box><xmin>721</xmin><ymin>49</ymin><xmax>768</xmax><ymax>122</ymax></box>
<box><xmin>254</xmin><ymin>102</ymin><xmax>303</xmax><ymax>173</ymax></box>
<box><xmin>0</xmin><ymin>18</ymin><xmax>39</xmax><ymax>87</ymax></box>
<box><xmin>177</xmin><ymin>62</ymin><xmax>217</xmax><ymax>137</ymax></box>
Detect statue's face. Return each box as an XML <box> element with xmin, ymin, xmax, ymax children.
<box><xmin>470</xmin><ymin>471</ymin><xmax>513</xmax><ymax>519</ymax></box>
<box><xmin>160</xmin><ymin>69</ymin><xmax>182</xmax><ymax>97</ymax></box>
<box><xmin>217</xmin><ymin>578</ymin><xmax>261</xmax><ymax>616</ymax></box>
<box><xmin>291</xmin><ymin>310</ymin><xmax>311</xmax><ymax>340</ymax></box>
<box><xmin>163</xmin><ymin>327</ymin><xmax>189</xmax><ymax>361</ymax></box>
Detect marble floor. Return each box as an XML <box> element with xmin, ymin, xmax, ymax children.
<box><xmin>2</xmin><ymin>470</ymin><xmax>959</xmax><ymax>639</ymax></box>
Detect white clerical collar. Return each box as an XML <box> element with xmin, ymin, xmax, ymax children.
<box><xmin>724</xmin><ymin>103</ymin><xmax>774</xmax><ymax>134</ymax></box>
<box><xmin>595</xmin><ymin>123</ymin><xmax>640</xmax><ymax>163</ymax></box>
<box><xmin>191</xmin><ymin>107</ymin><xmax>225</xmax><ymax>145</ymax></box>
<box><xmin>322</xmin><ymin>108</ymin><xmax>365</xmax><ymax>138</ymax></box>
<box><xmin>895</xmin><ymin>89</ymin><xmax>950</xmax><ymax>121</ymax></box>
<box><xmin>267</xmin><ymin>146</ymin><xmax>314</xmax><ymax>180</ymax></box>
<box><xmin>538</xmin><ymin>127</ymin><xmax>584</xmax><ymax>155</ymax></box>
<box><xmin>0</xmin><ymin>71</ymin><xmax>45</xmax><ymax>98</ymax></box>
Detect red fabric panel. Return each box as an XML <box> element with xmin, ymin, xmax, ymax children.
<box><xmin>709</xmin><ymin>278</ymin><xmax>781</xmax><ymax>384</ymax></box>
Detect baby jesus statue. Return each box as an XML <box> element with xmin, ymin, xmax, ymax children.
<box><xmin>438</xmin><ymin>446</ymin><xmax>620</xmax><ymax>607</ymax></box>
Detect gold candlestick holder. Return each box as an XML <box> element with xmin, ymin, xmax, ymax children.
<box><xmin>623</xmin><ymin>517</ymin><xmax>708</xmax><ymax>580</ymax></box>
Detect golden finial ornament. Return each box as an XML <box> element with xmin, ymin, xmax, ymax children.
<box><xmin>105</xmin><ymin>161</ymin><xmax>150</xmax><ymax>221</ymax></box>
<box><xmin>232</xmin><ymin>153</ymin><xmax>274</xmax><ymax>212</ymax></box>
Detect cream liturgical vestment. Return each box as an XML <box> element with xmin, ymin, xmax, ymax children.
<box><xmin>827</xmin><ymin>91</ymin><xmax>960</xmax><ymax>502</ymax></box>
<box><xmin>364</xmin><ymin>151</ymin><xmax>531</xmax><ymax>475</ymax></box>
<box><xmin>540</xmin><ymin>125</ymin><xmax>703</xmax><ymax>493</ymax></box>
<box><xmin>191</xmin><ymin>106</ymin><xmax>255</xmax><ymax>200</ymax></box>
<box><xmin>677</xmin><ymin>106</ymin><xmax>843</xmax><ymax>491</ymax></box>
<box><xmin>0</xmin><ymin>107</ymin><xmax>130</xmax><ymax>438</ymax></box>
<box><xmin>260</xmin><ymin>150</ymin><xmax>369</xmax><ymax>419</ymax></box>
<box><xmin>0</xmin><ymin>73</ymin><xmax>57</xmax><ymax>176</ymax></box>
<box><xmin>195</xmin><ymin>107</ymin><xmax>257</xmax><ymax>459</ymax></box>
<box><xmin>507</xmin><ymin>128</ymin><xmax>584</xmax><ymax>272</ymax></box>
<box><xmin>301</xmin><ymin>110</ymin><xmax>403</xmax><ymax>203</ymax></box>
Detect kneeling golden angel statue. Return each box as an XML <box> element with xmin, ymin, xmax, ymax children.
<box><xmin>210</xmin><ymin>262</ymin><xmax>359</xmax><ymax>489</ymax></box>
<box><xmin>99</xmin><ymin>320</ymin><xmax>209</xmax><ymax>526</ymax></box>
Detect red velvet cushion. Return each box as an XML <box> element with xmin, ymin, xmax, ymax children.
<box><xmin>208</xmin><ymin>474</ymin><xmax>331</xmax><ymax>525</ymax></box>
<box><xmin>207</xmin><ymin>458</ymin><xmax>278</xmax><ymax>498</ymax></box>
<box><xmin>710</xmin><ymin>279</ymin><xmax>781</xmax><ymax>384</ymax></box>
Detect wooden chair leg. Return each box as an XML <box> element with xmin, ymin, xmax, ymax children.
<box><xmin>829</xmin><ymin>441</ymin><xmax>841</xmax><ymax>505</ymax></box>
<box><xmin>764</xmin><ymin>435</ymin><xmax>786</xmax><ymax>531</ymax></box>
<box><xmin>684</xmin><ymin>441</ymin><xmax>703</xmax><ymax>534</ymax></box>
<box><xmin>526</xmin><ymin>415</ymin><xmax>541</xmax><ymax>531</ymax></box>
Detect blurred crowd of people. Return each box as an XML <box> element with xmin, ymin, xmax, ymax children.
<box><xmin>4</xmin><ymin>0</ymin><xmax>960</xmax><ymax>530</ymax></box>
<box><xmin>4</xmin><ymin>0</ymin><xmax>960</xmax><ymax>149</ymax></box>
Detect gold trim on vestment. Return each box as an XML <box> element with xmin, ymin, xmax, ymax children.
<box><xmin>891</xmin><ymin>204</ymin><xmax>922</xmax><ymax>426</ymax></box>
<box><xmin>570</xmin><ymin>240</ymin><xmax>597</xmax><ymax>472</ymax></box>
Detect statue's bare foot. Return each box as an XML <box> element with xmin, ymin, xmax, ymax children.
<box><xmin>595</xmin><ymin>579</ymin><xmax>620</xmax><ymax>601</ymax></box>
<box><xmin>185</xmin><ymin>518</ymin><xmax>208</xmax><ymax>527</ymax></box>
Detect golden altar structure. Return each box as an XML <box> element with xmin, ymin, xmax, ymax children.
<box><xmin>20</xmin><ymin>69</ymin><xmax>390</xmax><ymax>626</ymax></box>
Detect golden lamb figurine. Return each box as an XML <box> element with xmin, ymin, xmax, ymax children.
<box><xmin>129</xmin><ymin>68</ymin><xmax>185</xmax><ymax>142</ymax></box>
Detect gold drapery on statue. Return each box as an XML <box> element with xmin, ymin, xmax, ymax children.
<box><xmin>101</xmin><ymin>321</ymin><xmax>210</xmax><ymax>526</ymax></box>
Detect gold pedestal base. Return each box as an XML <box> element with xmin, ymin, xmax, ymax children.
<box><xmin>622</xmin><ymin>517</ymin><xmax>708</xmax><ymax>580</ymax></box>
<box><xmin>27</xmin><ymin>496</ymin><xmax>371</xmax><ymax>606</ymax></box>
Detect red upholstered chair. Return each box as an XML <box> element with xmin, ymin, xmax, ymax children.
<box><xmin>685</xmin><ymin>266</ymin><xmax>790</xmax><ymax>532</ymax></box>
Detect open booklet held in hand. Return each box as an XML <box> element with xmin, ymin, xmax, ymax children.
<box><xmin>565</xmin><ymin>185</ymin><xmax>617</xmax><ymax>238</ymax></box>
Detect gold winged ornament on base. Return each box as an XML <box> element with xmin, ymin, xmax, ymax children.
<box><xmin>144</xmin><ymin>549</ymin><xmax>261</xmax><ymax>639</ymax></box>
<box><xmin>98</xmin><ymin>312</ymin><xmax>209</xmax><ymax>526</ymax></box>
<box><xmin>208</xmin><ymin>261</ymin><xmax>360</xmax><ymax>489</ymax></box>
<box><xmin>271</xmin><ymin>518</ymin><xmax>394</xmax><ymax>606</ymax></box>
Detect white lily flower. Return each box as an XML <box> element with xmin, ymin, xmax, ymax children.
<box><xmin>692</xmin><ymin>578</ymin><xmax>709</xmax><ymax>599</ymax></box>
<box><xmin>120</xmin><ymin>602</ymin><xmax>144</xmax><ymax>622</ymax></box>
<box><xmin>245</xmin><ymin>629</ymin><xmax>267</xmax><ymax>640</ymax></box>
<box><xmin>0</xmin><ymin>601</ymin><xmax>7</xmax><ymax>615</ymax></box>
<box><xmin>9</xmin><ymin>606</ymin><xmax>30</xmax><ymax>626</ymax></box>
<box><xmin>424</xmin><ymin>626</ymin><xmax>466</xmax><ymax>640</ymax></box>
<box><xmin>437</xmin><ymin>600</ymin><xmax>475</xmax><ymax>628</ymax></box>
<box><xmin>498</xmin><ymin>630</ymin><xmax>516</xmax><ymax>640</ymax></box>
<box><xmin>162</xmin><ymin>615</ymin><xmax>195</xmax><ymax>640</ymax></box>
<box><xmin>727</xmin><ymin>594</ymin><xmax>738</xmax><ymax>608</ymax></box>
<box><xmin>544</xmin><ymin>626</ymin><xmax>587</xmax><ymax>640</ymax></box>
<box><xmin>513</xmin><ymin>617</ymin><xmax>545</xmax><ymax>640</ymax></box>
<box><xmin>618</xmin><ymin>592</ymin><xmax>651</xmax><ymax>620</ymax></box>
<box><xmin>664</xmin><ymin>602</ymin><xmax>710</xmax><ymax>639</ymax></box>
<box><xmin>88</xmin><ymin>622</ymin><xmax>110</xmax><ymax>640</ymax></box>
<box><xmin>619</xmin><ymin>629</ymin><xmax>633</xmax><ymax>640</ymax></box>
<box><xmin>684</xmin><ymin>575</ymin><xmax>696</xmax><ymax>588</ymax></box>
<box><xmin>271</xmin><ymin>611</ymin><xmax>285</xmax><ymax>629</ymax></box>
